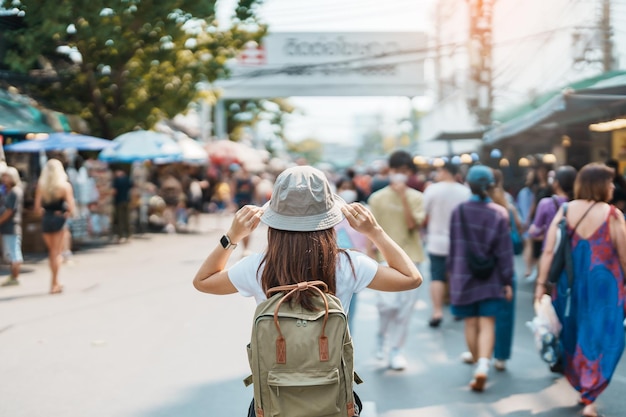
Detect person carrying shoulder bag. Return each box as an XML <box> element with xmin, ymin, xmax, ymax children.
<box><xmin>534</xmin><ymin>162</ymin><xmax>626</xmax><ymax>417</ymax></box>
<box><xmin>448</xmin><ymin>165</ymin><xmax>513</xmax><ymax>392</ymax></box>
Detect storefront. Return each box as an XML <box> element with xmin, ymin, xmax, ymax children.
<box><xmin>482</xmin><ymin>71</ymin><xmax>626</xmax><ymax>169</ymax></box>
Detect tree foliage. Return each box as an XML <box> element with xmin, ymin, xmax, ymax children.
<box><xmin>2</xmin><ymin>0</ymin><xmax>265</xmax><ymax>139</ymax></box>
<box><xmin>226</xmin><ymin>98</ymin><xmax>296</xmax><ymax>143</ymax></box>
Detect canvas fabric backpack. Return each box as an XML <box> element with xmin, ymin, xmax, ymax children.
<box><xmin>243</xmin><ymin>280</ymin><xmax>362</xmax><ymax>417</ymax></box>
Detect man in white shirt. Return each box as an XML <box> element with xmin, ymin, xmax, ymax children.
<box><xmin>423</xmin><ymin>162</ymin><xmax>471</xmax><ymax>327</ymax></box>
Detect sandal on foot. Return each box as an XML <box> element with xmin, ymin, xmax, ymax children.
<box><xmin>50</xmin><ymin>285</ymin><xmax>64</xmax><ymax>295</ymax></box>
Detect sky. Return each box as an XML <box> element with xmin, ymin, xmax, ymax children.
<box><xmin>217</xmin><ymin>0</ymin><xmax>436</xmax><ymax>145</ymax></box>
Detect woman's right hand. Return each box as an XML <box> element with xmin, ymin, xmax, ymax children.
<box><xmin>534</xmin><ymin>282</ymin><xmax>547</xmax><ymax>302</ymax></box>
<box><xmin>227</xmin><ymin>205</ymin><xmax>264</xmax><ymax>243</ymax></box>
<box><xmin>341</xmin><ymin>203</ymin><xmax>381</xmax><ymax>238</ymax></box>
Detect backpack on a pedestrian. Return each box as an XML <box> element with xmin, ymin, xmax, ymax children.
<box><xmin>243</xmin><ymin>280</ymin><xmax>362</xmax><ymax>417</ymax></box>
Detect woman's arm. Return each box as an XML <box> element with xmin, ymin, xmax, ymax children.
<box><xmin>34</xmin><ymin>186</ymin><xmax>42</xmax><ymax>215</ymax></box>
<box><xmin>193</xmin><ymin>205</ymin><xmax>264</xmax><ymax>294</ymax></box>
<box><xmin>534</xmin><ymin>207</ymin><xmax>563</xmax><ymax>300</ymax></box>
<box><xmin>342</xmin><ymin>203</ymin><xmax>423</xmax><ymax>292</ymax></box>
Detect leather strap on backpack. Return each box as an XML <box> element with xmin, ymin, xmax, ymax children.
<box><xmin>267</xmin><ymin>281</ymin><xmax>330</xmax><ymax>364</ymax></box>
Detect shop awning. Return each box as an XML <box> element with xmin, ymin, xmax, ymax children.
<box><xmin>484</xmin><ymin>70</ymin><xmax>626</xmax><ymax>145</ymax></box>
<box><xmin>0</xmin><ymin>91</ymin><xmax>56</xmax><ymax>135</ymax></box>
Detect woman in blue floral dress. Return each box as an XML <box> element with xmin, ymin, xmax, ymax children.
<box><xmin>535</xmin><ymin>163</ymin><xmax>626</xmax><ymax>417</ymax></box>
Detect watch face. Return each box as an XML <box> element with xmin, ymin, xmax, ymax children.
<box><xmin>220</xmin><ymin>235</ymin><xmax>230</xmax><ymax>248</ymax></box>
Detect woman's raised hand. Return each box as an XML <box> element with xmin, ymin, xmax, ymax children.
<box><xmin>341</xmin><ymin>203</ymin><xmax>381</xmax><ymax>237</ymax></box>
<box><xmin>228</xmin><ymin>205</ymin><xmax>264</xmax><ymax>243</ymax></box>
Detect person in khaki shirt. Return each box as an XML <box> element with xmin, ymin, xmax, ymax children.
<box><xmin>368</xmin><ymin>150</ymin><xmax>425</xmax><ymax>370</ymax></box>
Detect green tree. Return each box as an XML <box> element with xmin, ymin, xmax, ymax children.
<box><xmin>1</xmin><ymin>0</ymin><xmax>265</xmax><ymax>139</ymax></box>
<box><xmin>226</xmin><ymin>98</ymin><xmax>296</xmax><ymax>143</ymax></box>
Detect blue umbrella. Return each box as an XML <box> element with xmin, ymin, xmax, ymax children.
<box><xmin>3</xmin><ymin>132</ymin><xmax>115</xmax><ymax>152</ymax></box>
<box><xmin>98</xmin><ymin>130</ymin><xmax>183</xmax><ymax>163</ymax></box>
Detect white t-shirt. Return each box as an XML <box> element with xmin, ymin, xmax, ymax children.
<box><xmin>423</xmin><ymin>181</ymin><xmax>471</xmax><ymax>256</ymax></box>
<box><xmin>228</xmin><ymin>250</ymin><xmax>378</xmax><ymax>311</ymax></box>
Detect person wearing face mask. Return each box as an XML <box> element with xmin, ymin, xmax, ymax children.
<box><xmin>367</xmin><ymin>150</ymin><xmax>426</xmax><ymax>371</ymax></box>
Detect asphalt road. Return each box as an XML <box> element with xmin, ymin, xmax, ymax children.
<box><xmin>0</xmin><ymin>213</ymin><xmax>624</xmax><ymax>417</ymax></box>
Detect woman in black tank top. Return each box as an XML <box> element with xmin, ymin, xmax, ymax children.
<box><xmin>34</xmin><ymin>159</ymin><xmax>76</xmax><ymax>295</ymax></box>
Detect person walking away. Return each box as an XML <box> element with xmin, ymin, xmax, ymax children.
<box><xmin>534</xmin><ymin>162</ymin><xmax>626</xmax><ymax>417</ymax></box>
<box><xmin>605</xmin><ymin>158</ymin><xmax>626</xmax><ymax>212</ymax></box>
<box><xmin>0</xmin><ymin>167</ymin><xmax>24</xmax><ymax>287</ymax></box>
<box><xmin>230</xmin><ymin>164</ymin><xmax>256</xmax><ymax>255</ymax></box>
<box><xmin>111</xmin><ymin>169</ymin><xmax>133</xmax><ymax>243</ymax></box>
<box><xmin>448</xmin><ymin>165</ymin><xmax>513</xmax><ymax>391</ymax></box>
<box><xmin>489</xmin><ymin>169</ymin><xmax>523</xmax><ymax>371</ymax></box>
<box><xmin>367</xmin><ymin>150</ymin><xmax>426</xmax><ymax>370</ymax></box>
<box><xmin>516</xmin><ymin>170</ymin><xmax>536</xmax><ymax>278</ymax></box>
<box><xmin>527</xmin><ymin>163</ymin><xmax>553</xmax><ymax>280</ymax></box>
<box><xmin>34</xmin><ymin>159</ymin><xmax>76</xmax><ymax>294</ymax></box>
<box><xmin>192</xmin><ymin>165</ymin><xmax>423</xmax><ymax>417</ymax></box>
<box><xmin>528</xmin><ymin>165</ymin><xmax>578</xmax><ymax>250</ymax></box>
<box><xmin>422</xmin><ymin>162</ymin><xmax>471</xmax><ymax>328</ymax></box>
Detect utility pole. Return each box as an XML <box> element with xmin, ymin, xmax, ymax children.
<box><xmin>434</xmin><ymin>3</ymin><xmax>444</xmax><ymax>102</ymax></box>
<box><xmin>466</xmin><ymin>0</ymin><xmax>494</xmax><ymax>127</ymax></box>
<box><xmin>601</xmin><ymin>0</ymin><xmax>614</xmax><ymax>72</ymax></box>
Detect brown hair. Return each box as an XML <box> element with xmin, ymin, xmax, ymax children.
<box><xmin>489</xmin><ymin>169</ymin><xmax>508</xmax><ymax>209</ymax></box>
<box><xmin>259</xmin><ymin>228</ymin><xmax>352</xmax><ymax>311</ymax></box>
<box><xmin>574</xmin><ymin>163</ymin><xmax>614</xmax><ymax>202</ymax></box>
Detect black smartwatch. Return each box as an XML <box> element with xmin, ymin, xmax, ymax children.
<box><xmin>220</xmin><ymin>234</ymin><xmax>238</xmax><ymax>250</ymax></box>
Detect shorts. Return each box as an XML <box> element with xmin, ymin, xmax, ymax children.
<box><xmin>429</xmin><ymin>253</ymin><xmax>447</xmax><ymax>282</ymax></box>
<box><xmin>2</xmin><ymin>234</ymin><xmax>23</xmax><ymax>263</ymax></box>
<box><xmin>451</xmin><ymin>298</ymin><xmax>502</xmax><ymax>318</ymax></box>
<box><xmin>42</xmin><ymin>212</ymin><xmax>67</xmax><ymax>233</ymax></box>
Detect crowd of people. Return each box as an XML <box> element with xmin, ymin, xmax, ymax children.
<box><xmin>192</xmin><ymin>150</ymin><xmax>625</xmax><ymax>417</ymax></box>
<box><xmin>0</xmin><ymin>146</ymin><xmax>624</xmax><ymax>416</ymax></box>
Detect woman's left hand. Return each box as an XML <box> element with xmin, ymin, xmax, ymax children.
<box><xmin>227</xmin><ymin>205</ymin><xmax>264</xmax><ymax>243</ymax></box>
<box><xmin>503</xmin><ymin>285</ymin><xmax>513</xmax><ymax>301</ymax></box>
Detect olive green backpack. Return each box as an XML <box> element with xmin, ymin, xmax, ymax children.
<box><xmin>243</xmin><ymin>280</ymin><xmax>361</xmax><ymax>417</ymax></box>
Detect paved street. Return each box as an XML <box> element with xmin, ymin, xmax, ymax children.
<box><xmin>0</xmin><ymin>213</ymin><xmax>624</xmax><ymax>417</ymax></box>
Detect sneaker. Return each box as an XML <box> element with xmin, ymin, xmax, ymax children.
<box><xmin>524</xmin><ymin>269</ymin><xmax>537</xmax><ymax>283</ymax></box>
<box><xmin>461</xmin><ymin>351</ymin><xmax>475</xmax><ymax>364</ymax></box>
<box><xmin>470</xmin><ymin>372</ymin><xmax>488</xmax><ymax>392</ymax></box>
<box><xmin>470</xmin><ymin>360</ymin><xmax>490</xmax><ymax>392</ymax></box>
<box><xmin>1</xmin><ymin>277</ymin><xmax>19</xmax><ymax>287</ymax></box>
<box><xmin>493</xmin><ymin>359</ymin><xmax>506</xmax><ymax>371</ymax></box>
<box><xmin>389</xmin><ymin>349</ymin><xmax>407</xmax><ymax>371</ymax></box>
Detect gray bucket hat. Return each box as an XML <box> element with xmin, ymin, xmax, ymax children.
<box><xmin>261</xmin><ymin>165</ymin><xmax>345</xmax><ymax>232</ymax></box>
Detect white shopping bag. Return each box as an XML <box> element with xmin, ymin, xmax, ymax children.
<box><xmin>526</xmin><ymin>294</ymin><xmax>562</xmax><ymax>365</ymax></box>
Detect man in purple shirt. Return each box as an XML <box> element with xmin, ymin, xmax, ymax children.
<box><xmin>447</xmin><ymin>165</ymin><xmax>513</xmax><ymax>392</ymax></box>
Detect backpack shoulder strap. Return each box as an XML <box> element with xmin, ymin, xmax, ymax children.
<box><xmin>552</xmin><ymin>195</ymin><xmax>559</xmax><ymax>209</ymax></box>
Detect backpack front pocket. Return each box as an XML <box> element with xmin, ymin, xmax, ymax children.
<box><xmin>267</xmin><ymin>369</ymin><xmax>341</xmax><ymax>417</ymax></box>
